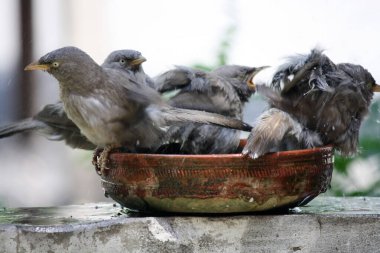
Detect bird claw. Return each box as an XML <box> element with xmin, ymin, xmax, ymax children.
<box><xmin>242</xmin><ymin>144</ymin><xmax>262</xmax><ymax>159</ymax></box>
<box><xmin>251</xmin><ymin>153</ymin><xmax>259</xmax><ymax>159</ymax></box>
<box><xmin>242</xmin><ymin>148</ymin><xmax>261</xmax><ymax>159</ymax></box>
<box><xmin>99</xmin><ymin>147</ymin><xmax>111</xmax><ymax>176</ymax></box>
<box><xmin>94</xmin><ymin>146</ymin><xmax>116</xmax><ymax>176</ymax></box>
<box><xmin>93</xmin><ymin>148</ymin><xmax>103</xmax><ymax>175</ymax></box>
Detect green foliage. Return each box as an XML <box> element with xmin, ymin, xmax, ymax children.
<box><xmin>333</xmin><ymin>156</ymin><xmax>352</xmax><ymax>175</ymax></box>
<box><xmin>216</xmin><ymin>26</ymin><xmax>236</xmax><ymax>66</ymax></box>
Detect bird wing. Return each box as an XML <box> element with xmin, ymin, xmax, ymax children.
<box><xmin>155</xmin><ymin>66</ymin><xmax>245</xmax><ymax>116</ymax></box>
<box><xmin>154</xmin><ymin>66</ymin><xmax>214</xmax><ymax>93</ymax></box>
<box><xmin>34</xmin><ymin>102</ymin><xmax>96</xmax><ymax>149</ymax></box>
<box><xmin>168</xmin><ymin>92</ymin><xmax>224</xmax><ymax>114</ymax></box>
<box><xmin>34</xmin><ymin>102</ymin><xmax>80</xmax><ymax>131</ymax></box>
<box><xmin>104</xmin><ymin>68</ymin><xmax>164</xmax><ymax>107</ymax></box>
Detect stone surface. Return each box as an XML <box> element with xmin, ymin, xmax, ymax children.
<box><xmin>0</xmin><ymin>197</ymin><xmax>379</xmax><ymax>253</ymax></box>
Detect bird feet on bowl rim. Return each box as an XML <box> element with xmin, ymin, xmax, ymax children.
<box><xmin>242</xmin><ymin>136</ymin><xmax>267</xmax><ymax>159</ymax></box>
<box><xmin>94</xmin><ymin>145</ymin><xmax>119</xmax><ymax>176</ymax></box>
<box><xmin>93</xmin><ymin>148</ymin><xmax>103</xmax><ymax>175</ymax></box>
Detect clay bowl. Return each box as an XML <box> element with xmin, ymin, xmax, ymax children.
<box><xmin>96</xmin><ymin>141</ymin><xmax>333</xmax><ymax>213</ymax></box>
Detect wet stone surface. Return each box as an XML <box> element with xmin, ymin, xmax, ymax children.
<box><xmin>0</xmin><ymin>197</ymin><xmax>379</xmax><ymax>252</ymax></box>
<box><xmin>0</xmin><ymin>203</ymin><xmax>123</xmax><ymax>226</ymax></box>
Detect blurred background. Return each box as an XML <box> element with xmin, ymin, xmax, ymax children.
<box><xmin>0</xmin><ymin>0</ymin><xmax>379</xmax><ymax>207</ymax></box>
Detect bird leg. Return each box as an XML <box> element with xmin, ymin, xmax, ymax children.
<box><xmin>98</xmin><ymin>145</ymin><xmax>119</xmax><ymax>176</ymax></box>
<box><xmin>93</xmin><ymin>147</ymin><xmax>103</xmax><ymax>175</ymax></box>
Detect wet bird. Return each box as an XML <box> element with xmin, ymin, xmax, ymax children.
<box><xmin>24</xmin><ymin>47</ymin><xmax>252</xmax><ymax>173</ymax></box>
<box><xmin>154</xmin><ymin>65</ymin><xmax>260</xmax><ymax>154</ymax></box>
<box><xmin>0</xmin><ymin>49</ymin><xmax>151</xmax><ymax>150</ymax></box>
<box><xmin>243</xmin><ymin>49</ymin><xmax>380</xmax><ymax>158</ymax></box>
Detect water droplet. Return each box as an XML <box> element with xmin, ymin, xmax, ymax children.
<box><xmin>292</xmin><ymin>207</ymin><xmax>302</xmax><ymax>213</ymax></box>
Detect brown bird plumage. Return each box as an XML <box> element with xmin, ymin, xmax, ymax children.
<box><xmin>244</xmin><ymin>49</ymin><xmax>380</xmax><ymax>158</ymax></box>
<box><xmin>0</xmin><ymin>49</ymin><xmax>151</xmax><ymax>150</ymax></box>
<box><xmin>154</xmin><ymin>65</ymin><xmax>259</xmax><ymax>154</ymax></box>
<box><xmin>25</xmin><ymin>47</ymin><xmax>251</xmax><ymax>161</ymax></box>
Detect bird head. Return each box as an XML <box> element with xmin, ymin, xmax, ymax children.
<box><xmin>212</xmin><ymin>65</ymin><xmax>263</xmax><ymax>102</ymax></box>
<box><xmin>246</xmin><ymin>66</ymin><xmax>270</xmax><ymax>91</ymax></box>
<box><xmin>336</xmin><ymin>63</ymin><xmax>380</xmax><ymax>101</ymax></box>
<box><xmin>102</xmin><ymin>50</ymin><xmax>147</xmax><ymax>72</ymax></box>
<box><xmin>24</xmin><ymin>46</ymin><xmax>100</xmax><ymax>85</ymax></box>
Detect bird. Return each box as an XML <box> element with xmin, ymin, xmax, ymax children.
<box><xmin>0</xmin><ymin>49</ymin><xmax>151</xmax><ymax>150</ymax></box>
<box><xmin>243</xmin><ymin>48</ymin><xmax>380</xmax><ymax>158</ymax></box>
<box><xmin>24</xmin><ymin>46</ymin><xmax>252</xmax><ymax>174</ymax></box>
<box><xmin>153</xmin><ymin>65</ymin><xmax>261</xmax><ymax>154</ymax></box>
<box><xmin>102</xmin><ymin>49</ymin><xmax>155</xmax><ymax>88</ymax></box>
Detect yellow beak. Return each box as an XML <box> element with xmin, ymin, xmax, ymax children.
<box><xmin>373</xmin><ymin>84</ymin><xmax>380</xmax><ymax>92</ymax></box>
<box><xmin>130</xmin><ymin>56</ymin><xmax>147</xmax><ymax>66</ymax></box>
<box><xmin>24</xmin><ymin>62</ymin><xmax>50</xmax><ymax>71</ymax></box>
<box><xmin>247</xmin><ymin>66</ymin><xmax>270</xmax><ymax>91</ymax></box>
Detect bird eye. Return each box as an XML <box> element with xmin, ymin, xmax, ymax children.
<box><xmin>52</xmin><ymin>62</ymin><xmax>60</xmax><ymax>68</ymax></box>
<box><xmin>119</xmin><ymin>59</ymin><xmax>126</xmax><ymax>64</ymax></box>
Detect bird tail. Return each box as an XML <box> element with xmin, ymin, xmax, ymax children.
<box><xmin>242</xmin><ymin>108</ymin><xmax>322</xmax><ymax>159</ymax></box>
<box><xmin>0</xmin><ymin>119</ymin><xmax>45</xmax><ymax>138</ymax></box>
<box><xmin>159</xmin><ymin>107</ymin><xmax>252</xmax><ymax>131</ymax></box>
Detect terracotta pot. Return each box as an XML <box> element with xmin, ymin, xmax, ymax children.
<box><xmin>95</xmin><ymin>141</ymin><xmax>333</xmax><ymax>213</ymax></box>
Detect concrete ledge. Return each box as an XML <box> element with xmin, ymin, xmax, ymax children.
<box><xmin>0</xmin><ymin>197</ymin><xmax>379</xmax><ymax>253</ymax></box>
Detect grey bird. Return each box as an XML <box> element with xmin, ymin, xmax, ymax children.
<box><xmin>154</xmin><ymin>65</ymin><xmax>260</xmax><ymax>154</ymax></box>
<box><xmin>24</xmin><ymin>47</ymin><xmax>252</xmax><ymax>173</ymax></box>
<box><xmin>0</xmin><ymin>49</ymin><xmax>150</xmax><ymax>150</ymax></box>
<box><xmin>102</xmin><ymin>49</ymin><xmax>155</xmax><ymax>88</ymax></box>
<box><xmin>243</xmin><ymin>49</ymin><xmax>380</xmax><ymax>158</ymax></box>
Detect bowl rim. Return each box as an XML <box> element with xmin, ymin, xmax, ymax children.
<box><xmin>109</xmin><ymin>145</ymin><xmax>333</xmax><ymax>160</ymax></box>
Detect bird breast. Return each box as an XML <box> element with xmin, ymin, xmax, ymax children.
<box><xmin>62</xmin><ymin>94</ymin><xmax>126</xmax><ymax>147</ymax></box>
